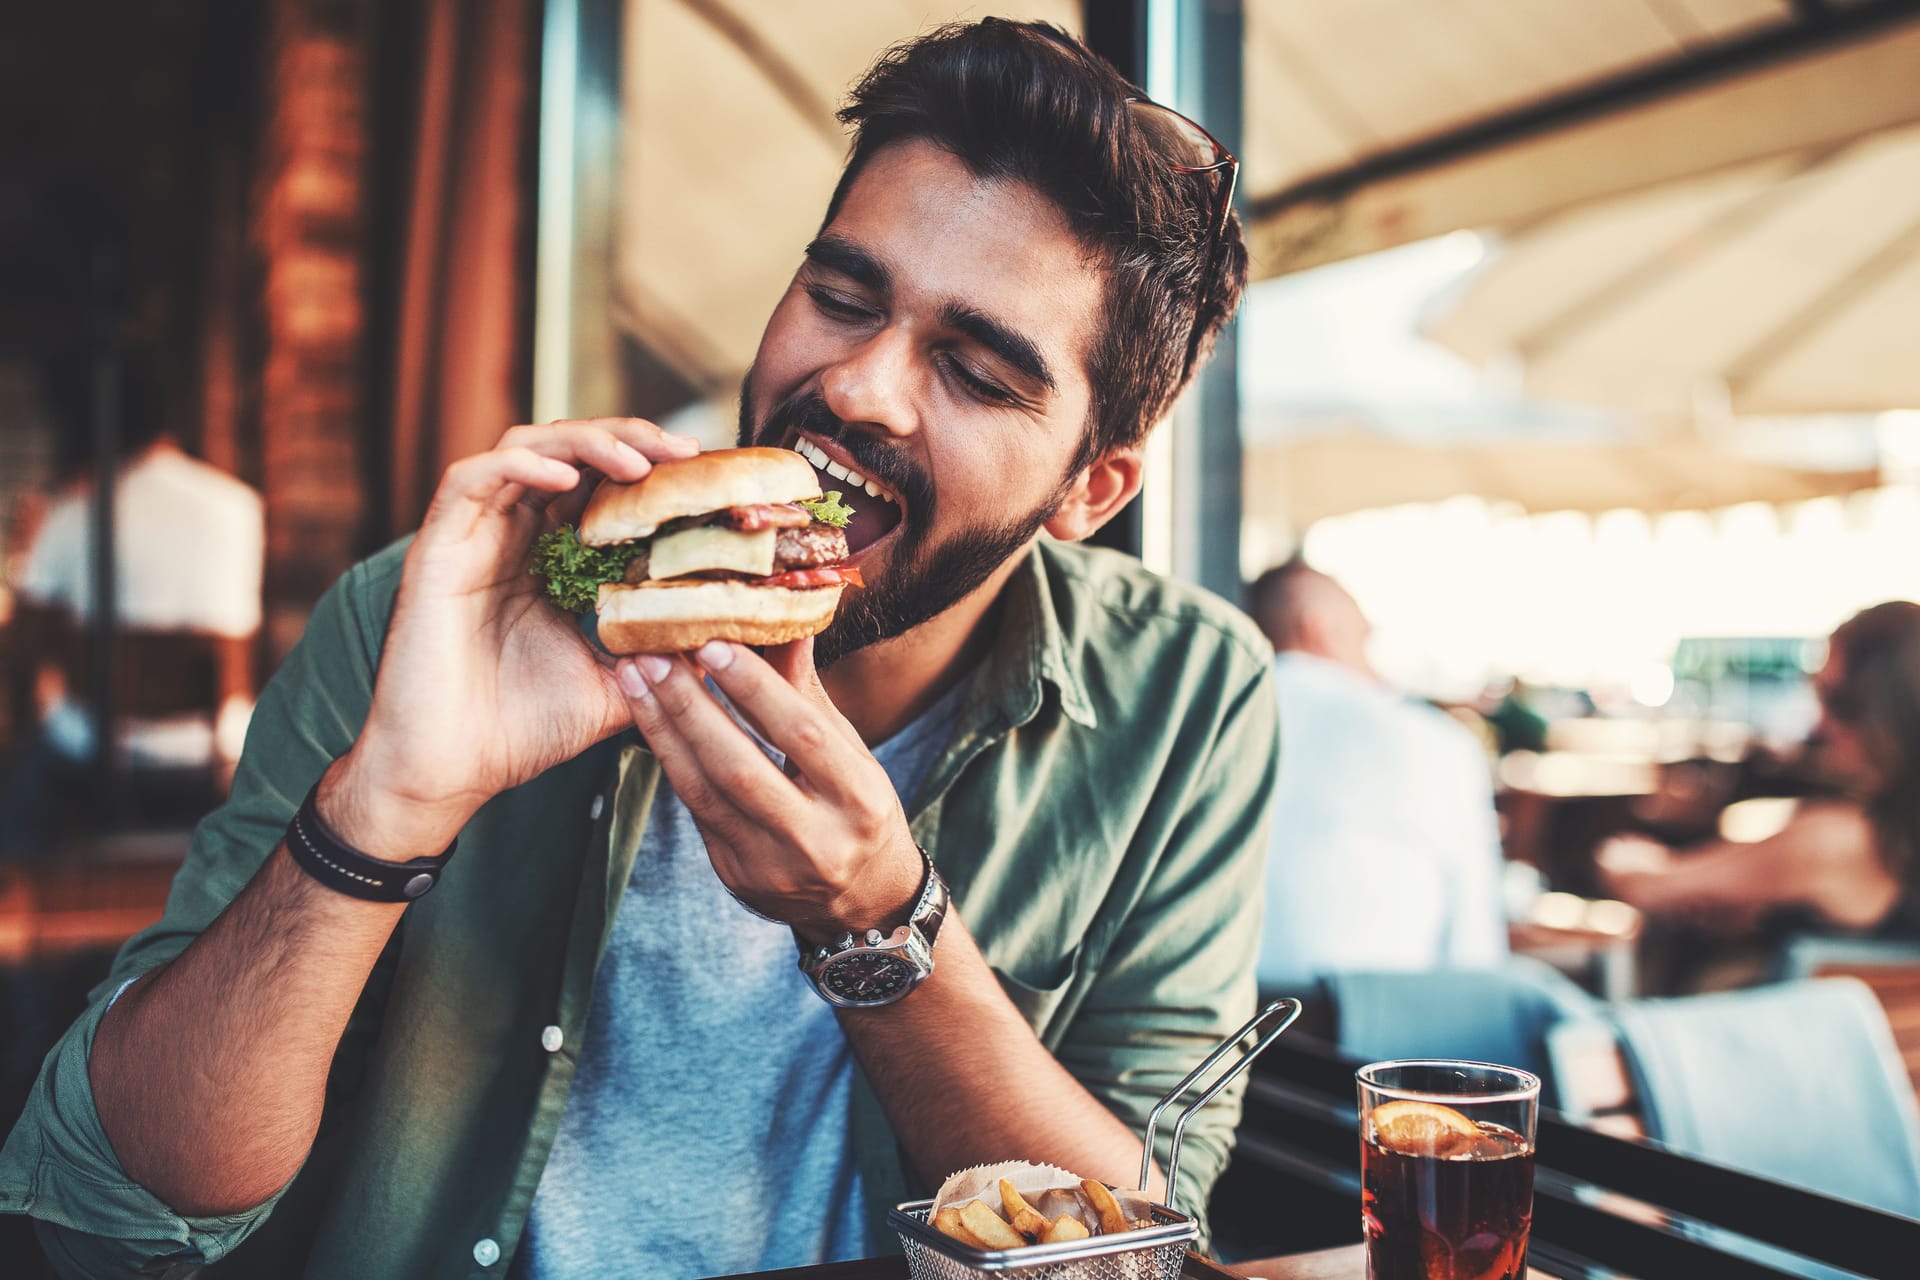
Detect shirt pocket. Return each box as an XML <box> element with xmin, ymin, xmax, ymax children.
<box><xmin>989</xmin><ymin>944</ymin><xmax>1085</xmax><ymax>1036</ymax></box>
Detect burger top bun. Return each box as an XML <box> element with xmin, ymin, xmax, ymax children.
<box><xmin>580</xmin><ymin>447</ymin><xmax>822</xmax><ymax>545</ymax></box>
<box><xmin>594</xmin><ymin>578</ymin><xmax>843</xmax><ymax>653</ymax></box>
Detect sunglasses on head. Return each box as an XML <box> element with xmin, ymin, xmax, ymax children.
<box><xmin>1125</xmin><ymin>97</ymin><xmax>1239</xmax><ymax>383</ymax></box>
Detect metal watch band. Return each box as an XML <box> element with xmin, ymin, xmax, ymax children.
<box><xmin>907</xmin><ymin>847</ymin><xmax>948</xmax><ymax>948</ymax></box>
<box><xmin>284</xmin><ymin>782</ymin><xmax>456</xmax><ymax>903</ymax></box>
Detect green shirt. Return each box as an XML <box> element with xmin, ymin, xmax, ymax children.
<box><xmin>1</xmin><ymin>537</ymin><xmax>1279</xmax><ymax>1279</ymax></box>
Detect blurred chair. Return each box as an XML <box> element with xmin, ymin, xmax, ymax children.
<box><xmin>54</xmin><ymin>623</ymin><xmax>250</xmax><ymax>825</ymax></box>
<box><xmin>1314</xmin><ymin>957</ymin><xmax>1603</xmax><ymax>1109</ymax></box>
<box><xmin>1774</xmin><ymin>935</ymin><xmax>1920</xmax><ymax>1099</ymax></box>
<box><xmin>1548</xmin><ymin>978</ymin><xmax>1920</xmax><ymax>1219</ymax></box>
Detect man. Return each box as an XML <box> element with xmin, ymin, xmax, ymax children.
<box><xmin>1247</xmin><ymin>558</ymin><xmax>1505</xmax><ymax>989</ymax></box>
<box><xmin>1</xmin><ymin>20</ymin><xmax>1276</xmax><ymax>1279</ymax></box>
<box><xmin>0</xmin><ymin>350</ymin><xmax>262</xmax><ymax>854</ymax></box>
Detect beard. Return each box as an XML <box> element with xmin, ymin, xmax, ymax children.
<box><xmin>740</xmin><ymin>380</ymin><xmax>1067</xmax><ymax>667</ymax></box>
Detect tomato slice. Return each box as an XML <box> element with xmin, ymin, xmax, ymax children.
<box><xmin>760</xmin><ymin>565</ymin><xmax>861</xmax><ymax>589</ymax></box>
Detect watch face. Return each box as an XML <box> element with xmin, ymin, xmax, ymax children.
<box><xmin>819</xmin><ymin>950</ymin><xmax>918</xmax><ymax>1005</ymax></box>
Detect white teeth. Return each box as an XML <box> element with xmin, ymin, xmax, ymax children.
<box><xmin>793</xmin><ymin>437</ymin><xmax>899</xmax><ymax>506</ymax></box>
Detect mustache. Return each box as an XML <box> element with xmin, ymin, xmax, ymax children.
<box><xmin>757</xmin><ymin>394</ymin><xmax>934</xmax><ymax>517</ymax></box>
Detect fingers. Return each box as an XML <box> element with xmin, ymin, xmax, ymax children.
<box><xmin>428</xmin><ymin>447</ymin><xmax>582</xmax><ymax>531</ymax></box>
<box><xmin>693</xmin><ymin>641</ymin><xmax>868</xmax><ymax>788</ymax></box>
<box><xmin>616</xmin><ymin>654</ymin><xmax>804</xmax><ymax>837</ymax></box>
<box><xmin>505</xmin><ymin>418</ymin><xmax>699</xmax><ymax>471</ymax></box>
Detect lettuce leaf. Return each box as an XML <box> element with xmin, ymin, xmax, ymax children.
<box><xmin>800</xmin><ymin>490</ymin><xmax>854</xmax><ymax>528</ymax></box>
<box><xmin>531</xmin><ymin>525</ymin><xmax>631</xmax><ymax>612</ymax></box>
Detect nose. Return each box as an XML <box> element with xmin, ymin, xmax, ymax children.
<box><xmin>818</xmin><ymin>327</ymin><xmax>920</xmax><ymax>440</ymax></box>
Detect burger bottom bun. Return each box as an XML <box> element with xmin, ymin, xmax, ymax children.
<box><xmin>594</xmin><ymin>578</ymin><xmax>843</xmax><ymax>653</ymax></box>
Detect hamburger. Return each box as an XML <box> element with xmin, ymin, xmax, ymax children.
<box><xmin>531</xmin><ymin>447</ymin><xmax>862</xmax><ymax>653</ymax></box>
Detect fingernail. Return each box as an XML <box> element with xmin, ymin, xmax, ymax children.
<box><xmin>665</xmin><ymin>431</ymin><xmax>700</xmax><ymax>450</ymax></box>
<box><xmin>696</xmin><ymin>640</ymin><xmax>734</xmax><ymax>670</ymax></box>
<box><xmin>616</xmin><ymin>661</ymin><xmax>649</xmax><ymax>699</ymax></box>
<box><xmin>637</xmin><ymin>654</ymin><xmax>672</xmax><ymax>684</ymax></box>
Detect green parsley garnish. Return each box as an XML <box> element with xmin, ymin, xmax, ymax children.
<box><xmin>531</xmin><ymin>525</ymin><xmax>631</xmax><ymax>613</ymax></box>
<box><xmin>800</xmin><ymin>491</ymin><xmax>855</xmax><ymax>528</ymax></box>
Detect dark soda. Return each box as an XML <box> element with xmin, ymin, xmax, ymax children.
<box><xmin>1362</xmin><ymin>1117</ymin><xmax>1534</xmax><ymax>1280</ymax></box>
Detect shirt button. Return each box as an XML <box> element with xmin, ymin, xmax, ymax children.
<box><xmin>473</xmin><ymin>1237</ymin><xmax>501</xmax><ymax>1266</ymax></box>
<box><xmin>588</xmin><ymin>793</ymin><xmax>605</xmax><ymax>821</ymax></box>
<box><xmin>540</xmin><ymin>1024</ymin><xmax>564</xmax><ymax>1053</ymax></box>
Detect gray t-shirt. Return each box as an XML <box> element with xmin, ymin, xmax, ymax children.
<box><xmin>519</xmin><ymin>675</ymin><xmax>970</xmax><ymax>1279</ymax></box>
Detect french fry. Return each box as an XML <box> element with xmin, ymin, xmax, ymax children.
<box><xmin>957</xmin><ymin>1198</ymin><xmax>1028</xmax><ymax>1251</ymax></box>
<box><xmin>998</xmin><ymin>1179</ymin><xmax>1050</xmax><ymax>1240</ymax></box>
<box><xmin>1079</xmin><ymin>1178</ymin><xmax>1130</xmax><ymax>1236</ymax></box>
<box><xmin>933</xmin><ymin>1206</ymin><xmax>989</xmax><ymax>1249</ymax></box>
<box><xmin>1040</xmin><ymin>1213</ymin><xmax>1091</xmax><ymax>1243</ymax></box>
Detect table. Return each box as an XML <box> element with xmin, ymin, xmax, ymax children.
<box><xmin>714</xmin><ymin>1245</ymin><xmax>1564</xmax><ymax>1278</ymax></box>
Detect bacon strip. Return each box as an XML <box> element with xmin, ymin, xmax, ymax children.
<box><xmin>724</xmin><ymin>503</ymin><xmax>813</xmax><ymax>532</ymax></box>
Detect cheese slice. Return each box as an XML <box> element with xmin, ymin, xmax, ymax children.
<box><xmin>647</xmin><ymin>525</ymin><xmax>777</xmax><ymax>580</ymax></box>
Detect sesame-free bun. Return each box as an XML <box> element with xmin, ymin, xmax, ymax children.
<box><xmin>579</xmin><ymin>447</ymin><xmax>821</xmax><ymax>545</ymax></box>
<box><xmin>594</xmin><ymin>579</ymin><xmax>843</xmax><ymax>653</ymax></box>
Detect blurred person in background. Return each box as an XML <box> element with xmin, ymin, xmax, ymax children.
<box><xmin>1601</xmin><ymin>601</ymin><xmax>1920</xmax><ymax>934</ymax></box>
<box><xmin>1247</xmin><ymin>557</ymin><xmax>1508</xmax><ymax>989</ymax></box>
<box><xmin>0</xmin><ymin>348</ymin><xmax>262</xmax><ymax>855</ymax></box>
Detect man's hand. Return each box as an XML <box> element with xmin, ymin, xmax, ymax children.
<box><xmin>613</xmin><ymin>637</ymin><xmax>923</xmax><ymax>940</ymax></box>
<box><xmin>328</xmin><ymin>419</ymin><xmax>700</xmax><ymax>860</ymax></box>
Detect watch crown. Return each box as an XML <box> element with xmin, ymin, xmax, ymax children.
<box><xmin>835</xmin><ymin>932</ymin><xmax>856</xmax><ymax>952</ymax></box>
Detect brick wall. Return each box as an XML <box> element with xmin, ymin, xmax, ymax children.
<box><xmin>252</xmin><ymin>0</ymin><xmax>374</xmax><ymax>663</ymax></box>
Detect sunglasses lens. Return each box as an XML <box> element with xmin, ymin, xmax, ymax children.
<box><xmin>1127</xmin><ymin>99</ymin><xmax>1223</xmax><ymax>171</ymax></box>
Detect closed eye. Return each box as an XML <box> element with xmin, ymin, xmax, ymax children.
<box><xmin>940</xmin><ymin>354</ymin><xmax>1017</xmax><ymax>406</ymax></box>
<box><xmin>805</xmin><ymin>285</ymin><xmax>876</xmax><ymax>323</ymax></box>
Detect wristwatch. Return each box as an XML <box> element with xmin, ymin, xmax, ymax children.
<box><xmin>799</xmin><ymin>846</ymin><xmax>948</xmax><ymax>1008</ymax></box>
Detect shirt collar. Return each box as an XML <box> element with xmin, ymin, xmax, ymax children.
<box><xmin>981</xmin><ymin>542</ymin><xmax>1099</xmax><ymax>732</ymax></box>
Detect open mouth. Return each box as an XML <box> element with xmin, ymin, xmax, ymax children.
<box><xmin>789</xmin><ymin>435</ymin><xmax>905</xmax><ymax>555</ymax></box>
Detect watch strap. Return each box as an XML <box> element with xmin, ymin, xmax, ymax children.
<box><xmin>285</xmin><ymin>782</ymin><xmax>456</xmax><ymax>903</ymax></box>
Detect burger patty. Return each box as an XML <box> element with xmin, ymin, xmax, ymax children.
<box><xmin>620</xmin><ymin>520</ymin><xmax>848</xmax><ymax>584</ymax></box>
<box><xmin>773</xmin><ymin>522</ymin><xmax>849</xmax><ymax>569</ymax></box>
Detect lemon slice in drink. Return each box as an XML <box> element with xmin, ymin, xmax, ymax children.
<box><xmin>1369</xmin><ymin>1100</ymin><xmax>1480</xmax><ymax>1157</ymax></box>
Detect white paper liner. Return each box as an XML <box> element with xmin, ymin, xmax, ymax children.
<box><xmin>930</xmin><ymin>1159</ymin><xmax>1157</xmax><ymax>1236</ymax></box>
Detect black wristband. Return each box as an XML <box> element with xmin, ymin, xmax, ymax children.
<box><xmin>285</xmin><ymin>783</ymin><xmax>457</xmax><ymax>902</ymax></box>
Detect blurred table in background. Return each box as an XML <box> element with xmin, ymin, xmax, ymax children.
<box><xmin>0</xmin><ymin>831</ymin><xmax>184</xmax><ymax>964</ymax></box>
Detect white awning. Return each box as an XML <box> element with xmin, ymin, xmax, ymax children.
<box><xmin>1244</xmin><ymin>4</ymin><xmax>1920</xmax><ymax>278</ymax></box>
<box><xmin>1424</xmin><ymin>122</ymin><xmax>1920</xmax><ymax>417</ymax></box>
<box><xmin>1245</xmin><ymin>433</ymin><xmax>1880</xmax><ymax>526</ymax></box>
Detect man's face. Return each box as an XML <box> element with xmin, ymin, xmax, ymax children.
<box><xmin>740</xmin><ymin>140</ymin><xmax>1104</xmax><ymax>665</ymax></box>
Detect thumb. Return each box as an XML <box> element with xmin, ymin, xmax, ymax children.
<box><xmin>764</xmin><ymin>636</ymin><xmax>827</xmax><ymax>702</ymax></box>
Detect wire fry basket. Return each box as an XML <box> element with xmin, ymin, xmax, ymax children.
<box><xmin>888</xmin><ymin>999</ymin><xmax>1301</xmax><ymax>1278</ymax></box>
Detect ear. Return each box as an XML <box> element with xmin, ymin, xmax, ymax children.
<box><xmin>1044</xmin><ymin>446</ymin><xmax>1144</xmax><ymax>542</ymax></box>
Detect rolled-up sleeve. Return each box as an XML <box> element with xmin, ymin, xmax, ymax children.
<box><xmin>3</xmin><ymin>982</ymin><xmax>289</xmax><ymax>1277</ymax></box>
<box><xmin>0</xmin><ymin>547</ymin><xmax>398</xmax><ymax>1276</ymax></box>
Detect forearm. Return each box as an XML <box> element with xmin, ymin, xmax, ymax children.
<box><xmin>837</xmin><ymin>913</ymin><xmax>1161</xmax><ymax>1197</ymax></box>
<box><xmin>88</xmin><ymin>759</ymin><xmax>428</xmax><ymax>1216</ymax></box>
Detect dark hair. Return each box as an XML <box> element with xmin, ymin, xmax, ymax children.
<box><xmin>827</xmin><ymin>18</ymin><xmax>1247</xmax><ymax>472</ymax></box>
<box><xmin>1244</xmin><ymin>555</ymin><xmax>1318</xmax><ymax>648</ymax></box>
<box><xmin>41</xmin><ymin>345</ymin><xmax>171</xmax><ymax>476</ymax></box>
<box><xmin>1825</xmin><ymin>601</ymin><xmax>1920</xmax><ymax>883</ymax></box>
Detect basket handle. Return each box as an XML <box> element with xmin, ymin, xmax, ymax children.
<box><xmin>1141</xmin><ymin>998</ymin><xmax>1302</xmax><ymax>1209</ymax></box>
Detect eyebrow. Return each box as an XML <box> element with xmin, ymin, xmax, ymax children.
<box><xmin>803</xmin><ymin>236</ymin><xmax>890</xmax><ymax>296</ymax></box>
<box><xmin>803</xmin><ymin>234</ymin><xmax>1057</xmax><ymax>394</ymax></box>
